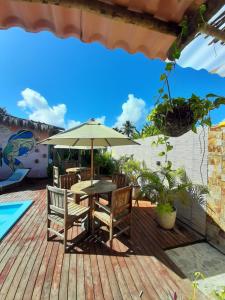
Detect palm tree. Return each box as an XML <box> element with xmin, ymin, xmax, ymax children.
<box><xmin>0</xmin><ymin>107</ymin><xmax>7</xmax><ymax>116</ymax></box>
<box><xmin>122</xmin><ymin>121</ymin><xmax>136</xmax><ymax>137</ymax></box>
<box><xmin>113</xmin><ymin>127</ymin><xmax>123</xmax><ymax>133</ymax></box>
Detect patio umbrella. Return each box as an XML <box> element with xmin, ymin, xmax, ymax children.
<box><xmin>40</xmin><ymin>119</ymin><xmax>139</xmax><ymax>185</ymax></box>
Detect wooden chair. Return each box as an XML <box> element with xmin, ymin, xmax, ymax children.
<box><xmin>46</xmin><ymin>185</ymin><xmax>89</xmax><ymax>252</ymax></box>
<box><xmin>112</xmin><ymin>173</ymin><xmax>128</xmax><ymax>188</ymax></box>
<box><xmin>99</xmin><ymin>173</ymin><xmax>128</xmax><ymax>204</ymax></box>
<box><xmin>78</xmin><ymin>168</ymin><xmax>92</xmax><ymax>181</ymax></box>
<box><xmin>92</xmin><ymin>186</ymin><xmax>132</xmax><ymax>247</ymax></box>
<box><xmin>59</xmin><ymin>173</ymin><xmax>81</xmax><ymax>203</ymax></box>
<box><xmin>59</xmin><ymin>173</ymin><xmax>79</xmax><ymax>190</ymax></box>
<box><xmin>53</xmin><ymin>166</ymin><xmax>59</xmax><ymax>187</ymax></box>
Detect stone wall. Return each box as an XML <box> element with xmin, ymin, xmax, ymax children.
<box><xmin>207</xmin><ymin>125</ymin><xmax>225</xmax><ymax>253</ymax></box>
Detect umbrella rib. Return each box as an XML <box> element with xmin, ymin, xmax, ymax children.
<box><xmin>72</xmin><ymin>138</ymin><xmax>79</xmax><ymax>146</ymax></box>
<box><xmin>105</xmin><ymin>138</ymin><xmax>111</xmax><ymax>147</ymax></box>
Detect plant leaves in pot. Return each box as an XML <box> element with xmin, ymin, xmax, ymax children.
<box><xmin>121</xmin><ymin>156</ymin><xmax>142</xmax><ymax>200</ymax></box>
<box><xmin>140</xmin><ymin>167</ymin><xmax>209</xmax><ymax>230</ymax></box>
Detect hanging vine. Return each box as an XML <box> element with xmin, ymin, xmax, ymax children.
<box><xmin>145</xmin><ymin>4</ymin><xmax>225</xmax><ymax>171</ymax></box>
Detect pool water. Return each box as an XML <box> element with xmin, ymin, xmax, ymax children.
<box><xmin>0</xmin><ymin>201</ymin><xmax>33</xmax><ymax>240</ymax></box>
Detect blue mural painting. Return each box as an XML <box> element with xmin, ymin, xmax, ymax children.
<box><xmin>2</xmin><ymin>130</ymin><xmax>35</xmax><ymax>170</ymax></box>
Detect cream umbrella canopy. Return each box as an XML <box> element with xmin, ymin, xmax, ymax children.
<box><xmin>40</xmin><ymin>119</ymin><xmax>139</xmax><ymax>184</ymax></box>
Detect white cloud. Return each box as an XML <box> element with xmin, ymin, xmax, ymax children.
<box><xmin>18</xmin><ymin>88</ymin><xmax>67</xmax><ymax>128</ymax></box>
<box><xmin>95</xmin><ymin>116</ymin><xmax>106</xmax><ymax>124</ymax></box>
<box><xmin>67</xmin><ymin>120</ymin><xmax>81</xmax><ymax>129</ymax></box>
<box><xmin>17</xmin><ymin>88</ymin><xmax>106</xmax><ymax>129</ymax></box>
<box><xmin>113</xmin><ymin>94</ymin><xmax>146</xmax><ymax>128</ymax></box>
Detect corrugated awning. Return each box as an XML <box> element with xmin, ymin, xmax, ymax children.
<box><xmin>177</xmin><ymin>5</ymin><xmax>225</xmax><ymax>77</ymax></box>
<box><xmin>0</xmin><ymin>0</ymin><xmax>224</xmax><ymax>76</ymax></box>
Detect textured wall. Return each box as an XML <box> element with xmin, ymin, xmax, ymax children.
<box><xmin>112</xmin><ymin>128</ymin><xmax>208</xmax><ymax>234</ymax></box>
<box><xmin>0</xmin><ymin>124</ymin><xmax>49</xmax><ymax>179</ymax></box>
<box><xmin>112</xmin><ymin>128</ymin><xmax>208</xmax><ymax>184</ymax></box>
<box><xmin>207</xmin><ymin>125</ymin><xmax>225</xmax><ymax>253</ymax></box>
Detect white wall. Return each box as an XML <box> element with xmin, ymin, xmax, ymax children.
<box><xmin>111</xmin><ymin>128</ymin><xmax>208</xmax><ymax>235</ymax></box>
<box><xmin>112</xmin><ymin>128</ymin><xmax>208</xmax><ymax>185</ymax></box>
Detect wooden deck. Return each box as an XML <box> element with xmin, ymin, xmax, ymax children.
<box><xmin>0</xmin><ymin>180</ymin><xmax>205</xmax><ymax>300</ymax></box>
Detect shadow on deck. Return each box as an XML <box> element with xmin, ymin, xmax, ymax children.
<box><xmin>0</xmin><ymin>180</ymin><xmax>205</xmax><ymax>300</ymax></box>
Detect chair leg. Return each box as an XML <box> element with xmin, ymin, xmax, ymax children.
<box><xmin>92</xmin><ymin>216</ymin><xmax>95</xmax><ymax>235</ymax></box>
<box><xmin>109</xmin><ymin>225</ymin><xmax>113</xmax><ymax>248</ymax></box>
<box><xmin>64</xmin><ymin>226</ymin><xmax>68</xmax><ymax>253</ymax></box>
<box><xmin>47</xmin><ymin>219</ymin><xmax>50</xmax><ymax>241</ymax></box>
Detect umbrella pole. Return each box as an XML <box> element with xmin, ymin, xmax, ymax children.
<box><xmin>91</xmin><ymin>138</ymin><xmax>94</xmax><ymax>186</ymax></box>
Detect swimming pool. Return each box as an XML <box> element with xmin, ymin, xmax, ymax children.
<box><xmin>0</xmin><ymin>200</ymin><xmax>33</xmax><ymax>240</ymax></box>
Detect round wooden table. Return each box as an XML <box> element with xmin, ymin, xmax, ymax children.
<box><xmin>71</xmin><ymin>180</ymin><xmax>117</xmax><ymax>232</ymax></box>
<box><xmin>66</xmin><ymin>167</ymin><xmax>89</xmax><ymax>174</ymax></box>
<box><xmin>71</xmin><ymin>180</ymin><xmax>116</xmax><ymax>196</ymax></box>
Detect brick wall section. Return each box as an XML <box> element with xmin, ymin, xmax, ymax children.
<box><xmin>207</xmin><ymin>125</ymin><xmax>225</xmax><ymax>253</ymax></box>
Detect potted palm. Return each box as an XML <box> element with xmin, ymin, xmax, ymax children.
<box><xmin>141</xmin><ymin>167</ymin><xmax>208</xmax><ymax>229</ymax></box>
<box><xmin>121</xmin><ymin>156</ymin><xmax>143</xmax><ymax>200</ymax></box>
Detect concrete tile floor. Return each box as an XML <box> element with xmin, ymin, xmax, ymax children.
<box><xmin>166</xmin><ymin>242</ymin><xmax>225</xmax><ymax>299</ymax></box>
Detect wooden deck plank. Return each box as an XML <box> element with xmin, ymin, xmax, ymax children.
<box><xmin>94</xmin><ymin>243</ymin><xmax>113</xmax><ymax>300</ymax></box>
<box><xmin>3</xmin><ymin>211</ymin><xmax>46</xmax><ymax>300</ymax></box>
<box><xmin>67</xmin><ymin>226</ymin><xmax>78</xmax><ymax>300</ymax></box>
<box><xmin>0</xmin><ymin>197</ymin><xmax>46</xmax><ymax>298</ymax></box>
<box><xmin>0</xmin><ymin>182</ymin><xmax>206</xmax><ymax>300</ymax></box>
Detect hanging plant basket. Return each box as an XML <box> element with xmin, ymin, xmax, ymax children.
<box><xmin>148</xmin><ymin>94</ymin><xmax>225</xmax><ymax>138</ymax></box>
<box><xmin>155</xmin><ymin>103</ymin><xmax>195</xmax><ymax>137</ymax></box>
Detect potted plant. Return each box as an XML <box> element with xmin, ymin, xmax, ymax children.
<box><xmin>148</xmin><ymin>93</ymin><xmax>225</xmax><ymax>137</ymax></box>
<box><xmin>121</xmin><ymin>156</ymin><xmax>143</xmax><ymax>200</ymax></box>
<box><xmin>141</xmin><ymin>167</ymin><xmax>208</xmax><ymax>229</ymax></box>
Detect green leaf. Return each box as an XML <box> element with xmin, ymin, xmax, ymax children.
<box><xmin>206</xmin><ymin>93</ymin><xmax>219</xmax><ymax>98</ymax></box>
<box><xmin>166</xmin><ymin>144</ymin><xmax>173</xmax><ymax>151</ymax></box>
<box><xmin>192</xmin><ymin>125</ymin><xmax>197</xmax><ymax>133</ymax></box>
<box><xmin>172</xmin><ymin>48</ymin><xmax>181</xmax><ymax>60</ymax></box>
<box><xmin>162</xmin><ymin>93</ymin><xmax>169</xmax><ymax>100</ymax></box>
<box><xmin>203</xmin><ymin>117</ymin><xmax>212</xmax><ymax>127</ymax></box>
<box><xmin>158</xmin><ymin>151</ymin><xmax>166</xmax><ymax>157</ymax></box>
<box><xmin>158</xmin><ymin>88</ymin><xmax>164</xmax><ymax>94</ymax></box>
<box><xmin>160</xmin><ymin>74</ymin><xmax>166</xmax><ymax>81</ymax></box>
<box><xmin>165</xmin><ymin>63</ymin><xmax>173</xmax><ymax>71</ymax></box>
<box><xmin>214</xmin><ymin>97</ymin><xmax>225</xmax><ymax>108</ymax></box>
<box><xmin>199</xmin><ymin>4</ymin><xmax>207</xmax><ymax>16</ymax></box>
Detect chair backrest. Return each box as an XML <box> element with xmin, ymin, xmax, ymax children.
<box><xmin>59</xmin><ymin>173</ymin><xmax>78</xmax><ymax>189</ymax></box>
<box><xmin>111</xmin><ymin>186</ymin><xmax>132</xmax><ymax>218</ymax></box>
<box><xmin>79</xmin><ymin>168</ymin><xmax>91</xmax><ymax>181</ymax></box>
<box><xmin>53</xmin><ymin>166</ymin><xmax>59</xmax><ymax>187</ymax></box>
<box><xmin>112</xmin><ymin>173</ymin><xmax>127</xmax><ymax>188</ymax></box>
<box><xmin>47</xmin><ymin>185</ymin><xmax>67</xmax><ymax>214</ymax></box>
<box><xmin>63</xmin><ymin>160</ymin><xmax>80</xmax><ymax>170</ymax></box>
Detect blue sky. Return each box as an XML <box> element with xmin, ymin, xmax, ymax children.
<box><xmin>0</xmin><ymin>27</ymin><xmax>224</xmax><ymax>129</ymax></box>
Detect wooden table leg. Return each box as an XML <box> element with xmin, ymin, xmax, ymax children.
<box><xmin>88</xmin><ymin>194</ymin><xmax>94</xmax><ymax>233</ymax></box>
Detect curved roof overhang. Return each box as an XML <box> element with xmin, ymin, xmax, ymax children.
<box><xmin>0</xmin><ymin>0</ymin><xmax>224</xmax><ymax>76</ymax></box>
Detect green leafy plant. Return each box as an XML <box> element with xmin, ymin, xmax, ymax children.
<box><xmin>147</xmin><ymin>3</ymin><xmax>225</xmax><ymax>138</ymax></box>
<box><xmin>214</xmin><ymin>286</ymin><xmax>225</xmax><ymax>300</ymax></box>
<box><xmin>120</xmin><ymin>155</ymin><xmax>144</xmax><ymax>186</ymax></box>
<box><xmin>140</xmin><ymin>167</ymin><xmax>209</xmax><ymax>214</ymax></box>
<box><xmin>191</xmin><ymin>272</ymin><xmax>205</xmax><ymax>300</ymax></box>
<box><xmin>94</xmin><ymin>151</ymin><xmax>118</xmax><ymax>175</ymax></box>
<box><xmin>148</xmin><ymin>93</ymin><xmax>225</xmax><ymax>137</ymax></box>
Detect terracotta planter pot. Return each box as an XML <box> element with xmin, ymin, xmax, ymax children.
<box><xmin>132</xmin><ymin>185</ymin><xmax>141</xmax><ymax>200</ymax></box>
<box><xmin>156</xmin><ymin>209</ymin><xmax>177</xmax><ymax>230</ymax></box>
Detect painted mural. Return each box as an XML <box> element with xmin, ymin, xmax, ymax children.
<box><xmin>1</xmin><ymin>130</ymin><xmax>35</xmax><ymax>170</ymax></box>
